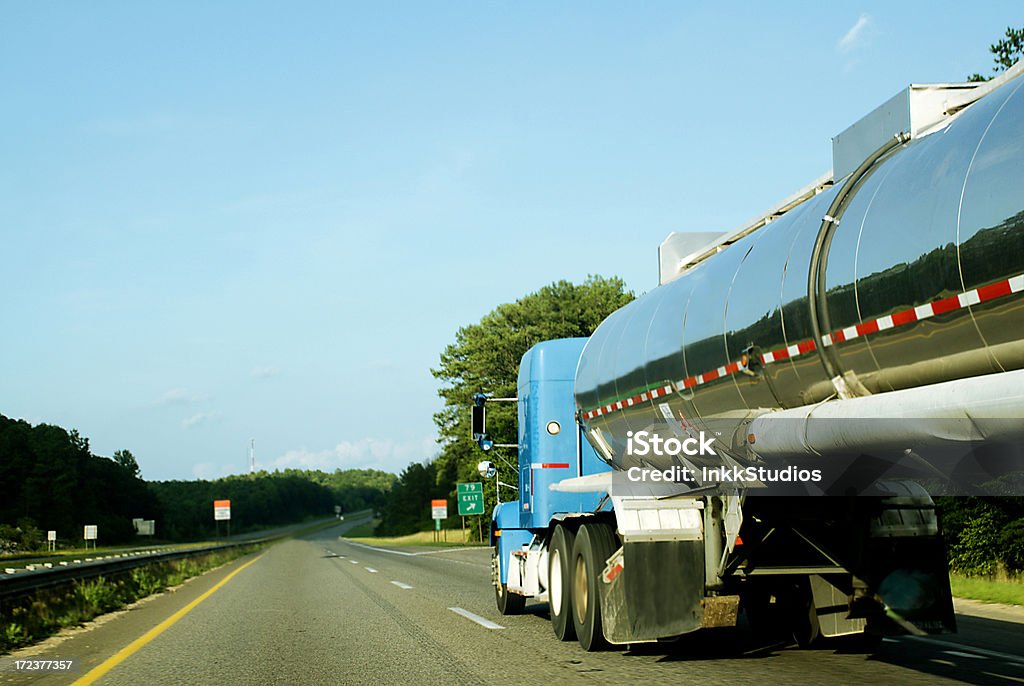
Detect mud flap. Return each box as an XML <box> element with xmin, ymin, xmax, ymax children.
<box><xmin>872</xmin><ymin>537</ymin><xmax>956</xmax><ymax>635</ymax></box>
<box><xmin>599</xmin><ymin>540</ymin><xmax>704</xmax><ymax>644</ymax></box>
<box><xmin>810</xmin><ymin>575</ymin><xmax>868</xmax><ymax>638</ymax></box>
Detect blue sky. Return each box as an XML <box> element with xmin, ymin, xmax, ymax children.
<box><xmin>2</xmin><ymin>3</ymin><xmax>1020</xmax><ymax>480</ymax></box>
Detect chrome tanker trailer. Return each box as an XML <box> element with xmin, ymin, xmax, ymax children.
<box><xmin>474</xmin><ymin>62</ymin><xmax>1024</xmax><ymax>651</ymax></box>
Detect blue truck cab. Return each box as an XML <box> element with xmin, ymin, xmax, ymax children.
<box><xmin>489</xmin><ymin>338</ymin><xmax>610</xmax><ymax>609</ymax></box>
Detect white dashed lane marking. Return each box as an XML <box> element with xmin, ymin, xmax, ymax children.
<box><xmin>903</xmin><ymin>636</ymin><xmax>1024</xmax><ymax>667</ymax></box>
<box><xmin>448</xmin><ymin>607</ymin><xmax>504</xmax><ymax>630</ymax></box>
<box><xmin>391</xmin><ymin>581</ymin><xmax>413</xmax><ymax>590</ymax></box>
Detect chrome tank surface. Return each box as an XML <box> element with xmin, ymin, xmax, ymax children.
<box><xmin>576</xmin><ymin>77</ymin><xmax>1024</xmax><ymax>473</ymax></box>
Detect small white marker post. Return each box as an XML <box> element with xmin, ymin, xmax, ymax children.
<box><xmin>83</xmin><ymin>525</ymin><xmax>98</xmax><ymax>551</ymax></box>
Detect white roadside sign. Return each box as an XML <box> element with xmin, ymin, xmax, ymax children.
<box><xmin>431</xmin><ymin>499</ymin><xmax>448</xmax><ymax>520</ymax></box>
<box><xmin>213</xmin><ymin>500</ymin><xmax>231</xmax><ymax>521</ymax></box>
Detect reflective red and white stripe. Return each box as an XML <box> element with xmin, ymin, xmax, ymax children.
<box><xmin>582</xmin><ymin>384</ymin><xmax>674</xmax><ymax>420</ymax></box>
<box><xmin>580</xmin><ymin>273</ymin><xmax>1024</xmax><ymax>421</ymax></box>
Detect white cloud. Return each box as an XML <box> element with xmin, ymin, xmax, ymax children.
<box><xmin>270</xmin><ymin>436</ymin><xmax>438</xmax><ymax>474</ymax></box>
<box><xmin>837</xmin><ymin>14</ymin><xmax>871</xmax><ymax>53</ymax></box>
<box><xmin>250</xmin><ymin>366</ymin><xmax>281</xmax><ymax>379</ymax></box>
<box><xmin>182</xmin><ymin>412</ymin><xmax>218</xmax><ymax>429</ymax></box>
<box><xmin>157</xmin><ymin>388</ymin><xmax>207</xmax><ymax>406</ymax></box>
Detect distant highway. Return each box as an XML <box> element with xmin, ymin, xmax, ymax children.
<box><xmin>4</xmin><ymin>518</ymin><xmax>1022</xmax><ymax>685</ymax></box>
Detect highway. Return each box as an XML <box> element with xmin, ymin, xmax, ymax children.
<box><xmin>3</xmin><ymin>518</ymin><xmax>1022</xmax><ymax>686</ymax></box>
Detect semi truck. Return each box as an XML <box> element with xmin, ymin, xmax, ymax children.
<box><xmin>473</xmin><ymin>61</ymin><xmax>1024</xmax><ymax>651</ymax></box>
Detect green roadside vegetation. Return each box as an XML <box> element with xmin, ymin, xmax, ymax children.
<box><xmin>950</xmin><ymin>574</ymin><xmax>1024</xmax><ymax>607</ymax></box>
<box><xmin>1</xmin><ymin>543</ymin><xmax>264</xmax><ymax>653</ymax></box>
<box><xmin>345</xmin><ymin>519</ymin><xmax>486</xmax><ymax>547</ymax></box>
<box><xmin>342</xmin><ymin>520</ymin><xmax>377</xmax><ymax>538</ymax></box>
<box><xmin>937</xmin><ymin>497</ymin><xmax>1024</xmax><ymax>607</ymax></box>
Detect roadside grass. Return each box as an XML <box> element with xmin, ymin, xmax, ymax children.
<box><xmin>0</xmin><ymin>544</ymin><xmax>263</xmax><ymax>654</ymax></box>
<box><xmin>342</xmin><ymin>520</ymin><xmax>378</xmax><ymax>538</ymax></box>
<box><xmin>951</xmin><ymin>573</ymin><xmax>1024</xmax><ymax>607</ymax></box>
<box><xmin>345</xmin><ymin>524</ymin><xmax>487</xmax><ymax>548</ymax></box>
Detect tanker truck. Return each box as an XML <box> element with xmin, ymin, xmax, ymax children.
<box><xmin>473</xmin><ymin>61</ymin><xmax>1024</xmax><ymax>651</ymax></box>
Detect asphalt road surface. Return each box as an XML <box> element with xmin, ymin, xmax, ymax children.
<box><xmin>3</xmin><ymin>518</ymin><xmax>1022</xmax><ymax>685</ymax></box>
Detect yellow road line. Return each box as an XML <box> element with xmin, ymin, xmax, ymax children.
<box><xmin>73</xmin><ymin>553</ymin><xmax>265</xmax><ymax>686</ymax></box>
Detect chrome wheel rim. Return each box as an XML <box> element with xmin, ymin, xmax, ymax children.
<box><xmin>550</xmin><ymin>549</ymin><xmax>563</xmax><ymax>615</ymax></box>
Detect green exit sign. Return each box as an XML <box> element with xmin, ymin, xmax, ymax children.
<box><xmin>456</xmin><ymin>482</ymin><xmax>484</xmax><ymax>515</ymax></box>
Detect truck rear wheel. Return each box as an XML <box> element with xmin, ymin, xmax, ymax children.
<box><xmin>572</xmin><ymin>523</ymin><xmax>616</xmax><ymax>651</ymax></box>
<box><xmin>787</xmin><ymin>578</ymin><xmax>821</xmax><ymax>648</ymax></box>
<box><xmin>549</xmin><ymin>525</ymin><xmax>576</xmax><ymax>641</ymax></box>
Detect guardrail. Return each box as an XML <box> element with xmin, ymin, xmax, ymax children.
<box><xmin>0</xmin><ymin>538</ymin><xmax>269</xmax><ymax>600</ymax></box>
<box><xmin>0</xmin><ymin>514</ymin><xmax>365</xmax><ymax>601</ymax></box>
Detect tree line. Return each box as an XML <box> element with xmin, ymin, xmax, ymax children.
<box><xmin>0</xmin><ymin>414</ymin><xmax>394</xmax><ymax>551</ymax></box>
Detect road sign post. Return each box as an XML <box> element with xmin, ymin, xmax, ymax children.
<box><xmin>431</xmin><ymin>499</ymin><xmax>447</xmax><ymax>543</ymax></box>
<box><xmin>456</xmin><ymin>482</ymin><xmax>484</xmax><ymax>542</ymax></box>
<box><xmin>83</xmin><ymin>525</ymin><xmax>98</xmax><ymax>550</ymax></box>
<box><xmin>214</xmin><ymin>499</ymin><xmax>231</xmax><ymax>537</ymax></box>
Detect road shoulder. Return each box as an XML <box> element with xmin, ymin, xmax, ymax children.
<box><xmin>954</xmin><ymin>597</ymin><xmax>1024</xmax><ymax>623</ymax></box>
<box><xmin>0</xmin><ymin>550</ymin><xmax>263</xmax><ymax>686</ymax></box>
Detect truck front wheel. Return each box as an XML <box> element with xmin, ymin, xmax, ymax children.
<box><xmin>494</xmin><ymin>553</ymin><xmax>526</xmax><ymax>615</ymax></box>
<box><xmin>549</xmin><ymin>525</ymin><xmax>576</xmax><ymax>641</ymax></box>
<box><xmin>572</xmin><ymin>523</ymin><xmax>616</xmax><ymax>651</ymax></box>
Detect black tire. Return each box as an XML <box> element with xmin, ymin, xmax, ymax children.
<box><xmin>741</xmin><ymin>587</ymin><xmax>782</xmax><ymax>639</ymax></box>
<box><xmin>494</xmin><ymin>552</ymin><xmax>526</xmax><ymax>615</ymax></box>
<box><xmin>571</xmin><ymin>523</ymin><xmax>617</xmax><ymax>651</ymax></box>
<box><xmin>496</xmin><ymin>581</ymin><xmax>526</xmax><ymax>614</ymax></box>
<box><xmin>549</xmin><ymin>525</ymin><xmax>577</xmax><ymax>641</ymax></box>
<box><xmin>788</xmin><ymin>578</ymin><xmax>822</xmax><ymax>648</ymax></box>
